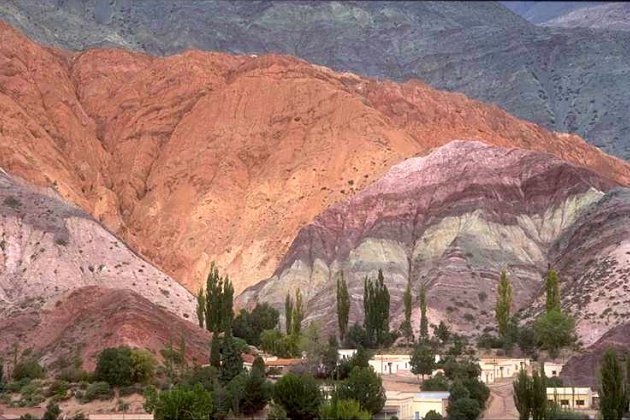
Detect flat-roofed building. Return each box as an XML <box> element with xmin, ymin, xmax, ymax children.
<box><xmin>378</xmin><ymin>391</ymin><xmax>450</xmax><ymax>420</ymax></box>
<box><xmin>543</xmin><ymin>361</ymin><xmax>565</xmax><ymax>378</ymax></box>
<box><xmin>547</xmin><ymin>387</ymin><xmax>593</xmax><ymax>410</ymax></box>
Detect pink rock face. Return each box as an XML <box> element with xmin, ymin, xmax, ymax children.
<box><xmin>239</xmin><ymin>141</ymin><xmax>624</xmax><ymax>340</ymax></box>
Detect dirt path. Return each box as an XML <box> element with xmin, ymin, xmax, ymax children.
<box><xmin>483</xmin><ymin>380</ymin><xmax>519</xmax><ymax>420</ymax></box>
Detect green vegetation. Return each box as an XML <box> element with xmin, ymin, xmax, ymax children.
<box><xmin>598</xmin><ymin>348</ymin><xmax>629</xmax><ymax>420</ymax></box>
<box><xmin>337</xmin><ymin>273</ymin><xmax>350</xmax><ymax>342</ymax></box>
<box><xmin>285</xmin><ymin>292</ymin><xmax>293</xmax><ymax>335</ymax></box>
<box><xmin>410</xmin><ymin>343</ymin><xmax>435</xmax><ymax>379</ymax></box>
<box><xmin>534</xmin><ymin>309</ymin><xmax>576</xmax><ymax>359</ymax></box>
<box><xmin>233</xmin><ymin>302</ymin><xmax>279</xmax><ymax>346</ymax></box>
<box><xmin>336</xmin><ymin>366</ymin><xmax>386</xmax><ymax>415</ymax></box>
<box><xmin>94</xmin><ymin>346</ymin><xmax>156</xmax><ymax>386</ymax></box>
<box><xmin>83</xmin><ymin>382</ymin><xmax>113</xmax><ymax>402</ymax></box>
<box><xmin>272</xmin><ymin>373</ymin><xmax>322</xmax><ymax>420</ymax></box>
<box><xmin>363</xmin><ymin>270</ymin><xmax>391</xmax><ymax>348</ymax></box>
<box><xmin>401</xmin><ymin>278</ymin><xmax>413</xmax><ymax>344</ymax></box>
<box><xmin>495</xmin><ymin>271</ymin><xmax>512</xmax><ymax>338</ymax></box>
<box><xmin>320</xmin><ymin>398</ymin><xmax>371</xmax><ymax>419</ymax></box>
<box><xmin>419</xmin><ymin>284</ymin><xmax>429</xmax><ymax>342</ymax></box>
<box><xmin>545</xmin><ymin>269</ymin><xmax>561</xmax><ymax>313</ymax></box>
<box><xmin>12</xmin><ymin>359</ymin><xmax>45</xmax><ymax>381</ymax></box>
<box><xmin>144</xmin><ymin>384</ymin><xmax>213</xmax><ymax>420</ymax></box>
<box><xmin>195</xmin><ymin>288</ymin><xmax>205</xmax><ymax>329</ymax></box>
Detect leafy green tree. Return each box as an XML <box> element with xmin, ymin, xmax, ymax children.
<box><xmin>203</xmin><ymin>262</ymin><xmax>234</xmax><ymax>334</ymax></box>
<box><xmin>285</xmin><ymin>292</ymin><xmax>293</xmax><ymax>335</ymax></box>
<box><xmin>531</xmin><ymin>369</ymin><xmax>547</xmax><ymax>420</ymax></box>
<box><xmin>337</xmin><ymin>366</ymin><xmax>386</xmax><ymax>415</ymax></box>
<box><xmin>320</xmin><ymin>398</ymin><xmax>371</xmax><ymax>420</ymax></box>
<box><xmin>545</xmin><ymin>269</ymin><xmax>561</xmax><ymax>313</ymax></box>
<box><xmin>344</xmin><ymin>323</ymin><xmax>369</xmax><ymax>348</ymax></box>
<box><xmin>513</xmin><ymin>369</ymin><xmax>532</xmax><ymax>420</ymax></box>
<box><xmin>363</xmin><ymin>270</ymin><xmax>390</xmax><ymax>347</ymax></box>
<box><xmin>421</xmin><ymin>373</ymin><xmax>449</xmax><ymax>391</ymax></box>
<box><xmin>337</xmin><ymin>273</ymin><xmax>350</xmax><ymax>342</ymax></box>
<box><xmin>221</xmin><ymin>277</ymin><xmax>234</xmax><ymax>334</ymax></box>
<box><xmin>463</xmin><ymin>377</ymin><xmax>490</xmax><ymax>408</ymax></box>
<box><xmin>273</xmin><ymin>373</ymin><xmax>322</xmax><ymax>420</ymax></box>
<box><xmin>219</xmin><ymin>336</ymin><xmax>244</xmax><ymax>384</ymax></box>
<box><xmin>42</xmin><ymin>402</ymin><xmax>61</xmax><ymax>420</ymax></box>
<box><xmin>599</xmin><ymin>348</ymin><xmax>628</xmax><ymax>420</ymax></box>
<box><xmin>401</xmin><ymin>278</ymin><xmax>413</xmax><ymax>344</ymax></box>
<box><xmin>252</xmin><ymin>355</ymin><xmax>266</xmax><ymax>377</ymax></box>
<box><xmin>424</xmin><ymin>410</ymin><xmax>444</xmax><ymax>420</ymax></box>
<box><xmin>323</xmin><ymin>336</ymin><xmax>339</xmax><ymax>377</ymax></box>
<box><xmin>443</xmin><ymin>357</ymin><xmax>482</xmax><ymax>381</ymax></box>
<box><xmin>226</xmin><ymin>372</ymin><xmax>248</xmax><ymax>415</ymax></box>
<box><xmin>95</xmin><ymin>347</ymin><xmax>134</xmax><ymax>386</ymax></box>
<box><xmin>145</xmin><ymin>384</ymin><xmax>213</xmax><ymax>420</ymax></box>
<box><xmin>434</xmin><ymin>321</ymin><xmax>450</xmax><ymax>345</ymax></box>
<box><xmin>449</xmin><ymin>380</ymin><xmax>471</xmax><ymax>401</ymax></box>
<box><xmin>291</xmin><ymin>289</ymin><xmax>304</xmax><ymax>336</ymax></box>
<box><xmin>410</xmin><ymin>343</ymin><xmax>435</xmax><ymax>380</ymax></box>
<box><xmin>12</xmin><ymin>358</ymin><xmax>45</xmax><ymax>381</ymax></box>
<box><xmin>447</xmin><ymin>397</ymin><xmax>482</xmax><ymax>420</ymax></box>
<box><xmin>495</xmin><ymin>271</ymin><xmax>512</xmax><ymax>337</ymax></box>
<box><xmin>129</xmin><ymin>349</ymin><xmax>156</xmax><ymax>384</ymax></box>
<box><xmin>534</xmin><ymin>309</ymin><xmax>576</xmax><ymax>359</ymax></box>
<box><xmin>233</xmin><ymin>303</ymin><xmax>279</xmax><ymax>346</ymax></box>
<box><xmin>196</xmin><ymin>288</ymin><xmax>205</xmax><ymax>329</ymax></box>
<box><xmin>419</xmin><ymin>284</ymin><xmax>429</xmax><ymax>342</ymax></box>
<box><xmin>517</xmin><ymin>325</ymin><xmax>537</xmax><ymax>357</ymax></box>
<box><xmin>210</xmin><ymin>336</ymin><xmax>221</xmax><ymax>368</ymax></box>
<box><xmin>241</xmin><ymin>368</ymin><xmax>272</xmax><ymax>416</ymax></box>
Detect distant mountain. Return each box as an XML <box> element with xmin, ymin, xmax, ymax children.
<box><xmin>500</xmin><ymin>1</ymin><xmax>604</xmax><ymax>24</ymax></box>
<box><xmin>2</xmin><ymin>21</ymin><xmax>628</xmax><ymax>296</ymax></box>
<box><xmin>543</xmin><ymin>3</ymin><xmax>630</xmax><ymax>31</ymax></box>
<box><xmin>1</xmin><ymin>1</ymin><xmax>630</xmax><ymax>160</ymax></box>
<box><xmin>238</xmin><ymin>141</ymin><xmax>630</xmax><ymax>347</ymax></box>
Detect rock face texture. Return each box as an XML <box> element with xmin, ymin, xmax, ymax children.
<box><xmin>2</xmin><ymin>2</ymin><xmax>630</xmax><ymax>159</ymax></box>
<box><xmin>0</xmin><ymin>171</ymin><xmax>196</xmax><ymax>320</ymax></box>
<box><xmin>1</xmin><ymin>21</ymin><xmax>629</xmax><ymax>293</ymax></box>
<box><xmin>0</xmin><ymin>286</ymin><xmax>210</xmax><ymax>371</ymax></box>
<box><xmin>501</xmin><ymin>2</ymin><xmax>603</xmax><ymax>24</ymax></box>
<box><xmin>238</xmin><ymin>141</ymin><xmax>626</xmax><ymax>342</ymax></box>
<box><xmin>543</xmin><ymin>3</ymin><xmax>630</xmax><ymax>31</ymax></box>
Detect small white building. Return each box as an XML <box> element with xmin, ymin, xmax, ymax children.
<box><xmin>543</xmin><ymin>361</ymin><xmax>565</xmax><ymax>378</ymax></box>
<box><xmin>547</xmin><ymin>387</ymin><xmax>593</xmax><ymax>410</ymax></box>
<box><xmin>369</xmin><ymin>354</ymin><xmax>412</xmax><ymax>375</ymax></box>
<box><xmin>479</xmin><ymin>358</ymin><xmax>531</xmax><ymax>384</ymax></box>
<box><xmin>338</xmin><ymin>348</ymin><xmax>357</xmax><ymax>361</ymax></box>
<box><xmin>378</xmin><ymin>391</ymin><xmax>450</xmax><ymax>420</ymax></box>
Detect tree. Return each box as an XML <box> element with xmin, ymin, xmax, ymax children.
<box><xmin>449</xmin><ymin>380</ymin><xmax>471</xmax><ymax>401</ymax></box>
<box><xmin>447</xmin><ymin>397</ymin><xmax>482</xmax><ymax>420</ymax></box>
<box><xmin>337</xmin><ymin>273</ymin><xmax>351</xmax><ymax>342</ymax></box>
<box><xmin>401</xmin><ymin>278</ymin><xmax>413</xmax><ymax>344</ymax></box>
<box><xmin>219</xmin><ymin>336</ymin><xmax>244</xmax><ymax>384</ymax></box>
<box><xmin>495</xmin><ymin>271</ymin><xmax>512</xmax><ymax>338</ymax></box>
<box><xmin>463</xmin><ymin>377</ymin><xmax>490</xmax><ymax>408</ymax></box>
<box><xmin>203</xmin><ymin>262</ymin><xmax>233</xmax><ymax>334</ymax></box>
<box><xmin>291</xmin><ymin>289</ymin><xmax>304</xmax><ymax>336</ymax></box>
<box><xmin>434</xmin><ymin>321</ymin><xmax>450</xmax><ymax>345</ymax></box>
<box><xmin>323</xmin><ymin>336</ymin><xmax>339</xmax><ymax>377</ymax></box>
<box><xmin>534</xmin><ymin>309</ymin><xmax>576</xmax><ymax>359</ymax></box>
<box><xmin>95</xmin><ymin>347</ymin><xmax>134</xmax><ymax>386</ymax></box>
<box><xmin>221</xmin><ymin>277</ymin><xmax>234</xmax><ymax>334</ymax></box>
<box><xmin>337</xmin><ymin>366</ymin><xmax>386</xmax><ymax>415</ymax></box>
<box><xmin>129</xmin><ymin>349</ymin><xmax>156</xmax><ymax>384</ymax></box>
<box><xmin>273</xmin><ymin>373</ymin><xmax>322</xmax><ymax>420</ymax></box>
<box><xmin>424</xmin><ymin>410</ymin><xmax>444</xmax><ymax>420</ymax></box>
<box><xmin>410</xmin><ymin>343</ymin><xmax>435</xmax><ymax>380</ymax></box>
<box><xmin>241</xmin><ymin>368</ymin><xmax>272</xmax><ymax>416</ymax></box>
<box><xmin>252</xmin><ymin>355</ymin><xmax>266</xmax><ymax>377</ymax></box>
<box><xmin>419</xmin><ymin>284</ymin><xmax>429</xmax><ymax>342</ymax></box>
<box><xmin>363</xmin><ymin>270</ymin><xmax>390</xmax><ymax>347</ymax></box>
<box><xmin>599</xmin><ymin>348</ymin><xmax>628</xmax><ymax>420</ymax></box>
<box><xmin>320</xmin><ymin>398</ymin><xmax>371</xmax><ymax>420</ymax></box>
<box><xmin>530</xmin><ymin>369</ymin><xmax>547</xmax><ymax>420</ymax></box>
<box><xmin>42</xmin><ymin>402</ymin><xmax>61</xmax><ymax>420</ymax></box>
<box><xmin>517</xmin><ymin>325</ymin><xmax>537</xmax><ymax>357</ymax></box>
<box><xmin>285</xmin><ymin>292</ymin><xmax>293</xmax><ymax>335</ymax></box>
<box><xmin>233</xmin><ymin>303</ymin><xmax>279</xmax><ymax>346</ymax></box>
<box><xmin>513</xmin><ymin>369</ymin><xmax>532</xmax><ymax>420</ymax></box>
<box><xmin>210</xmin><ymin>336</ymin><xmax>221</xmax><ymax>368</ymax></box>
<box><xmin>344</xmin><ymin>323</ymin><xmax>369</xmax><ymax>348</ymax></box>
<box><xmin>421</xmin><ymin>373</ymin><xmax>449</xmax><ymax>391</ymax></box>
<box><xmin>12</xmin><ymin>358</ymin><xmax>45</xmax><ymax>381</ymax></box>
<box><xmin>145</xmin><ymin>384</ymin><xmax>213</xmax><ymax>420</ymax></box>
<box><xmin>545</xmin><ymin>269</ymin><xmax>561</xmax><ymax>313</ymax></box>
<box><xmin>196</xmin><ymin>288</ymin><xmax>205</xmax><ymax>329</ymax></box>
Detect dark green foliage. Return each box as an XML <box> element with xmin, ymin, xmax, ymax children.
<box><xmin>260</xmin><ymin>330</ymin><xmax>300</xmax><ymax>358</ymax></box>
<box><xmin>401</xmin><ymin>279</ymin><xmax>413</xmax><ymax>344</ymax></box>
<box><xmin>517</xmin><ymin>325</ymin><xmax>538</xmax><ymax>357</ymax></box>
<box><xmin>335</xmin><ymin>347</ymin><xmax>372</xmax><ymax>380</ymax></box>
<box><xmin>320</xmin><ymin>398</ymin><xmax>371</xmax><ymax>419</ymax></box>
<box><xmin>233</xmin><ymin>303</ymin><xmax>279</xmax><ymax>346</ymax></box>
<box><xmin>196</xmin><ymin>288</ymin><xmax>205</xmax><ymax>329</ymax></box>
<box><xmin>226</xmin><ymin>372</ymin><xmax>248</xmax><ymax>414</ymax></box>
<box><xmin>241</xmin><ymin>367</ymin><xmax>272</xmax><ymax>415</ymax></box>
<box><xmin>463</xmin><ymin>377</ymin><xmax>490</xmax><ymax>408</ymax></box>
<box><xmin>545</xmin><ymin>269</ymin><xmax>561</xmax><ymax>313</ymax></box>
<box><xmin>42</xmin><ymin>402</ymin><xmax>61</xmax><ymax>420</ymax></box>
<box><xmin>144</xmin><ymin>384</ymin><xmax>213</xmax><ymax>420</ymax></box>
<box><xmin>421</xmin><ymin>373</ymin><xmax>449</xmax><ymax>391</ymax></box>
<box><xmin>337</xmin><ymin>273</ymin><xmax>351</xmax><ymax>342</ymax></box>
<box><xmin>599</xmin><ymin>348</ymin><xmax>628</xmax><ymax>420</ymax></box>
<box><xmin>419</xmin><ymin>284</ymin><xmax>428</xmax><ymax>342</ymax></box>
<box><xmin>344</xmin><ymin>323</ymin><xmax>370</xmax><ymax>348</ymax></box>
<box><xmin>219</xmin><ymin>336</ymin><xmax>244</xmax><ymax>384</ymax></box>
<box><xmin>443</xmin><ymin>357</ymin><xmax>481</xmax><ymax>381</ymax></box>
<box><xmin>291</xmin><ymin>289</ymin><xmax>304</xmax><ymax>336</ymax></box>
<box><xmin>513</xmin><ymin>369</ymin><xmax>532</xmax><ymax>420</ymax></box>
<box><xmin>434</xmin><ymin>321</ymin><xmax>450</xmax><ymax>344</ymax></box>
<box><xmin>447</xmin><ymin>397</ymin><xmax>482</xmax><ymax>420</ymax></box>
<box><xmin>449</xmin><ymin>380</ymin><xmax>471</xmax><ymax>401</ymax></box>
<box><xmin>285</xmin><ymin>293</ymin><xmax>293</xmax><ymax>335</ymax></box>
<box><xmin>252</xmin><ymin>356</ymin><xmax>266</xmax><ymax>377</ymax></box>
<box><xmin>424</xmin><ymin>410</ymin><xmax>444</xmax><ymax>420</ymax></box>
<box><xmin>83</xmin><ymin>382</ymin><xmax>113</xmax><ymax>402</ymax></box>
<box><xmin>94</xmin><ymin>347</ymin><xmax>155</xmax><ymax>386</ymax></box>
<box><xmin>410</xmin><ymin>344</ymin><xmax>435</xmax><ymax>378</ymax></box>
<box><xmin>531</xmin><ymin>369</ymin><xmax>547</xmax><ymax>420</ymax></box>
<box><xmin>322</xmin><ymin>336</ymin><xmax>339</xmax><ymax>377</ymax></box>
<box><xmin>534</xmin><ymin>309</ymin><xmax>576</xmax><ymax>359</ymax></box>
<box><xmin>337</xmin><ymin>366</ymin><xmax>386</xmax><ymax>415</ymax></box>
<box><xmin>204</xmin><ymin>262</ymin><xmax>234</xmax><ymax>334</ymax></box>
<box><xmin>495</xmin><ymin>271</ymin><xmax>512</xmax><ymax>337</ymax></box>
<box><xmin>363</xmin><ymin>270</ymin><xmax>390</xmax><ymax>348</ymax></box>
<box><xmin>273</xmin><ymin>373</ymin><xmax>322</xmax><ymax>420</ymax></box>
<box><xmin>180</xmin><ymin>366</ymin><xmax>217</xmax><ymax>391</ymax></box>
<box><xmin>12</xmin><ymin>359</ymin><xmax>45</xmax><ymax>381</ymax></box>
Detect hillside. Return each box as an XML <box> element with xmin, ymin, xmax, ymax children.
<box><xmin>2</xmin><ymin>2</ymin><xmax>630</xmax><ymax>160</ymax></box>
<box><xmin>543</xmin><ymin>3</ymin><xmax>630</xmax><ymax>31</ymax></box>
<box><xmin>238</xmin><ymin>141</ymin><xmax>629</xmax><ymax>346</ymax></box>
<box><xmin>1</xmin><ymin>21</ymin><xmax>629</xmax><ymax>294</ymax></box>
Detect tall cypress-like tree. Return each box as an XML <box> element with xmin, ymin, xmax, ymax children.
<box><xmin>336</xmin><ymin>273</ymin><xmax>350</xmax><ymax>342</ymax></box>
<box><xmin>291</xmin><ymin>289</ymin><xmax>304</xmax><ymax>336</ymax></box>
<box><xmin>599</xmin><ymin>348</ymin><xmax>628</xmax><ymax>420</ymax></box>
<box><xmin>363</xmin><ymin>270</ymin><xmax>390</xmax><ymax>347</ymax></box>
<box><xmin>495</xmin><ymin>271</ymin><xmax>512</xmax><ymax>337</ymax></box>
<box><xmin>285</xmin><ymin>292</ymin><xmax>293</xmax><ymax>335</ymax></box>
<box><xmin>401</xmin><ymin>279</ymin><xmax>413</xmax><ymax>344</ymax></box>
<box><xmin>530</xmin><ymin>369</ymin><xmax>547</xmax><ymax>420</ymax></box>
<box><xmin>221</xmin><ymin>276</ymin><xmax>234</xmax><ymax>334</ymax></box>
<box><xmin>419</xmin><ymin>284</ymin><xmax>428</xmax><ymax>342</ymax></box>
<box><xmin>205</xmin><ymin>263</ymin><xmax>223</xmax><ymax>333</ymax></box>
<box><xmin>196</xmin><ymin>289</ymin><xmax>206</xmax><ymax>329</ymax></box>
<box><xmin>210</xmin><ymin>336</ymin><xmax>221</xmax><ymax>368</ymax></box>
<box><xmin>513</xmin><ymin>369</ymin><xmax>532</xmax><ymax>420</ymax></box>
<box><xmin>545</xmin><ymin>269</ymin><xmax>561</xmax><ymax>313</ymax></box>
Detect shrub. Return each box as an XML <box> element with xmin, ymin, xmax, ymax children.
<box><xmin>57</xmin><ymin>366</ymin><xmax>90</xmax><ymax>383</ymax></box>
<box><xmin>447</xmin><ymin>397</ymin><xmax>482</xmax><ymax>420</ymax></box>
<box><xmin>13</xmin><ymin>360</ymin><xmax>45</xmax><ymax>381</ymax></box>
<box><xmin>336</xmin><ymin>367</ymin><xmax>386</xmax><ymax>415</ymax></box>
<box><xmin>94</xmin><ymin>346</ymin><xmax>155</xmax><ymax>386</ymax></box>
<box><xmin>42</xmin><ymin>401</ymin><xmax>61</xmax><ymax>420</ymax></box>
<box><xmin>144</xmin><ymin>384</ymin><xmax>213</xmax><ymax>420</ymax></box>
<box><xmin>424</xmin><ymin>410</ymin><xmax>444</xmax><ymax>420</ymax></box>
<box><xmin>320</xmin><ymin>398</ymin><xmax>371</xmax><ymax>419</ymax></box>
<box><xmin>118</xmin><ymin>383</ymin><xmax>145</xmax><ymax>397</ymax></box>
<box><xmin>273</xmin><ymin>373</ymin><xmax>322</xmax><ymax>420</ymax></box>
<box><xmin>422</xmin><ymin>373</ymin><xmax>449</xmax><ymax>391</ymax></box>
<box><xmin>83</xmin><ymin>382</ymin><xmax>113</xmax><ymax>402</ymax></box>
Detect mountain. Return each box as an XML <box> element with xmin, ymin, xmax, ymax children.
<box><xmin>2</xmin><ymin>2</ymin><xmax>630</xmax><ymax>160</ymax></box>
<box><xmin>543</xmin><ymin>3</ymin><xmax>630</xmax><ymax>31</ymax></box>
<box><xmin>2</xmin><ymin>21</ymin><xmax>629</xmax><ymax>294</ymax></box>
<box><xmin>238</xmin><ymin>141</ymin><xmax>629</xmax><ymax>346</ymax></box>
<box><xmin>501</xmin><ymin>2</ymin><xmax>604</xmax><ymax>24</ymax></box>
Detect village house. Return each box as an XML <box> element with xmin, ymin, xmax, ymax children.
<box><xmin>378</xmin><ymin>391</ymin><xmax>451</xmax><ymax>419</ymax></box>
<box><xmin>547</xmin><ymin>387</ymin><xmax>593</xmax><ymax>410</ymax></box>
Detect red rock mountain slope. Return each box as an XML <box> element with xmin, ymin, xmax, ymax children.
<box><xmin>1</xmin><ymin>21</ymin><xmax>629</xmax><ymax>293</ymax></box>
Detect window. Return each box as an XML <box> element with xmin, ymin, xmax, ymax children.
<box><xmin>415</xmin><ymin>411</ymin><xmax>420</xmax><ymax>420</ymax></box>
<box><xmin>560</xmin><ymin>399</ymin><xmax>570</xmax><ymax>406</ymax></box>
<box><xmin>576</xmin><ymin>400</ymin><xmax>585</xmax><ymax>406</ymax></box>
<box><xmin>552</xmin><ymin>370</ymin><xmax>557</xmax><ymax>376</ymax></box>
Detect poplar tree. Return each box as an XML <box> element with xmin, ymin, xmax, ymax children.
<box><xmin>545</xmin><ymin>269</ymin><xmax>561</xmax><ymax>313</ymax></box>
<box><xmin>336</xmin><ymin>273</ymin><xmax>350</xmax><ymax>342</ymax></box>
<box><xmin>401</xmin><ymin>279</ymin><xmax>413</xmax><ymax>344</ymax></box>
<box><xmin>495</xmin><ymin>271</ymin><xmax>512</xmax><ymax>337</ymax></box>
<box><xmin>285</xmin><ymin>292</ymin><xmax>293</xmax><ymax>335</ymax></box>
<box><xmin>196</xmin><ymin>289</ymin><xmax>206</xmax><ymax>329</ymax></box>
<box><xmin>530</xmin><ymin>369</ymin><xmax>547</xmax><ymax>420</ymax></box>
<box><xmin>203</xmin><ymin>263</ymin><xmax>234</xmax><ymax>334</ymax></box>
<box><xmin>363</xmin><ymin>270</ymin><xmax>390</xmax><ymax>347</ymax></box>
<box><xmin>291</xmin><ymin>289</ymin><xmax>304</xmax><ymax>336</ymax></box>
<box><xmin>419</xmin><ymin>284</ymin><xmax>429</xmax><ymax>342</ymax></box>
<box><xmin>599</xmin><ymin>348</ymin><xmax>628</xmax><ymax>420</ymax></box>
<box><xmin>513</xmin><ymin>369</ymin><xmax>532</xmax><ymax>420</ymax></box>
<box><xmin>221</xmin><ymin>276</ymin><xmax>234</xmax><ymax>334</ymax></box>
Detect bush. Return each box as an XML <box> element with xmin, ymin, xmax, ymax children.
<box><xmin>57</xmin><ymin>366</ymin><xmax>91</xmax><ymax>383</ymax></box>
<box><xmin>13</xmin><ymin>360</ymin><xmax>45</xmax><ymax>381</ymax></box>
<box><xmin>42</xmin><ymin>401</ymin><xmax>61</xmax><ymax>420</ymax></box>
<box><xmin>447</xmin><ymin>397</ymin><xmax>482</xmax><ymax>420</ymax></box>
<box><xmin>336</xmin><ymin>367</ymin><xmax>386</xmax><ymax>415</ymax></box>
<box><xmin>424</xmin><ymin>409</ymin><xmax>444</xmax><ymax>420</ymax></box>
<box><xmin>320</xmin><ymin>398</ymin><xmax>371</xmax><ymax>419</ymax></box>
<box><xmin>17</xmin><ymin>383</ymin><xmax>45</xmax><ymax>407</ymax></box>
<box><xmin>83</xmin><ymin>382</ymin><xmax>113</xmax><ymax>402</ymax></box>
<box><xmin>273</xmin><ymin>373</ymin><xmax>322</xmax><ymax>420</ymax></box>
<box><xmin>94</xmin><ymin>347</ymin><xmax>156</xmax><ymax>386</ymax></box>
<box><xmin>118</xmin><ymin>383</ymin><xmax>145</xmax><ymax>397</ymax></box>
<box><xmin>422</xmin><ymin>373</ymin><xmax>449</xmax><ymax>391</ymax></box>
<box><xmin>44</xmin><ymin>380</ymin><xmax>68</xmax><ymax>399</ymax></box>
<box><xmin>144</xmin><ymin>384</ymin><xmax>213</xmax><ymax>420</ymax></box>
